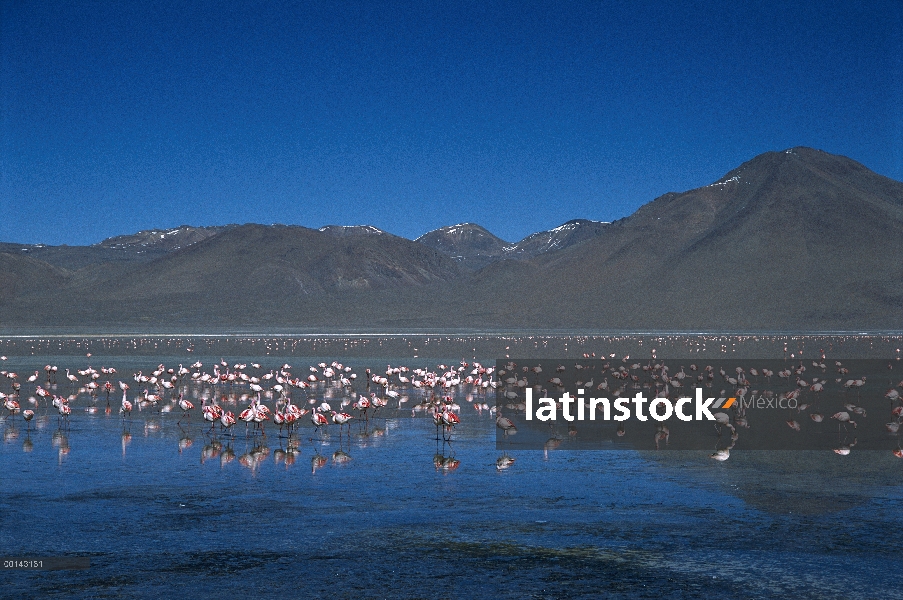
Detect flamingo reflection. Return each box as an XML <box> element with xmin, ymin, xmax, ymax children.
<box><xmin>121</xmin><ymin>429</ymin><xmax>132</xmax><ymax>458</ymax></box>
<box><xmin>433</xmin><ymin>453</ymin><xmax>460</xmax><ymax>473</ymax></box>
<box><xmin>496</xmin><ymin>454</ymin><xmax>515</xmax><ymax>471</ymax></box>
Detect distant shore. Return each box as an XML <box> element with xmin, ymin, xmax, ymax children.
<box><xmin>1</xmin><ymin>332</ymin><xmax>900</xmax><ymax>360</ymax></box>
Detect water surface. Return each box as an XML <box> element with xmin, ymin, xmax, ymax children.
<box><xmin>1</xmin><ymin>338</ymin><xmax>901</xmax><ymax>599</ymax></box>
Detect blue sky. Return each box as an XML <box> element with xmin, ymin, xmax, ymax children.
<box><xmin>2</xmin><ymin>0</ymin><xmax>901</xmax><ymax>245</ymax></box>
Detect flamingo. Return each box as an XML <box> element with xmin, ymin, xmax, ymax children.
<box><xmin>103</xmin><ymin>380</ymin><xmax>114</xmax><ymax>405</ymax></box>
<box><xmin>496</xmin><ymin>415</ymin><xmax>517</xmax><ymax>436</ymax></box>
<box><xmin>283</xmin><ymin>401</ymin><xmax>302</xmax><ymax>435</ymax></box>
<box><xmin>310</xmin><ymin>409</ymin><xmax>329</xmax><ymax>436</ymax></box>
<box><xmin>353</xmin><ymin>394</ymin><xmax>371</xmax><ymax>421</ymax></box>
<box><xmin>239</xmin><ymin>404</ymin><xmax>256</xmax><ymax>434</ymax></box>
<box><xmin>285</xmin><ymin>399</ymin><xmax>303</xmax><ymax>420</ymax></box>
<box><xmin>120</xmin><ymin>395</ymin><xmax>133</xmax><ymax>420</ymax></box>
<box><xmin>177</xmin><ymin>394</ymin><xmax>194</xmax><ymax>424</ymax></box>
<box><xmin>844</xmin><ymin>403</ymin><xmax>867</xmax><ymax>417</ymax></box>
<box><xmin>3</xmin><ymin>397</ymin><xmax>19</xmax><ymax>415</ymax></box>
<box><xmin>330</xmin><ymin>411</ymin><xmax>353</xmax><ymax>436</ymax></box>
<box><xmin>143</xmin><ymin>389</ymin><xmax>161</xmax><ymax>407</ymax></box>
<box><xmin>431</xmin><ymin>407</ymin><xmax>444</xmax><ymax>441</ymax></box>
<box><xmin>712</xmin><ymin>412</ymin><xmax>735</xmax><ymax>436</ymax></box>
<box><xmin>440</xmin><ymin>409</ymin><xmax>460</xmax><ymax>441</ymax></box>
<box><xmin>273</xmin><ymin>409</ymin><xmax>288</xmax><ymax>435</ymax></box>
<box><xmin>371</xmin><ymin>393</ymin><xmax>388</xmax><ymax>417</ymax></box>
<box><xmin>56</xmin><ymin>399</ymin><xmax>71</xmax><ymax>426</ymax></box>
<box><xmin>202</xmin><ymin>401</ymin><xmax>223</xmax><ymax>433</ymax></box>
<box><xmin>282</xmin><ymin>411</ymin><xmax>298</xmax><ymax>437</ymax></box>
<box><xmin>252</xmin><ymin>405</ymin><xmax>270</xmax><ymax>434</ymax></box>
<box><xmin>220</xmin><ymin>411</ymin><xmax>236</xmax><ymax>434</ymax></box>
<box><xmin>23</xmin><ymin>409</ymin><xmax>34</xmax><ymax>430</ymax></box>
<box><xmin>831</xmin><ymin>411</ymin><xmax>857</xmax><ymax>430</ymax></box>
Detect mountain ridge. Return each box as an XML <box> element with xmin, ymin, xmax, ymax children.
<box><xmin>2</xmin><ymin>147</ymin><xmax>900</xmax><ymax>330</ymax></box>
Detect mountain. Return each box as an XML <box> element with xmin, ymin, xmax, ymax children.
<box><xmin>416</xmin><ymin>219</ymin><xmax>611</xmax><ymax>270</ymax></box>
<box><xmin>0</xmin><ymin>252</ymin><xmax>69</xmax><ymax>302</ymax></box>
<box><xmin>0</xmin><ymin>242</ymin><xmax>162</xmax><ymax>271</ymax></box>
<box><xmin>415</xmin><ymin>223</ymin><xmax>512</xmax><ymax>270</ymax></box>
<box><xmin>5</xmin><ymin>224</ymin><xmax>465</xmax><ymax>328</ymax></box>
<box><xmin>318</xmin><ymin>225</ymin><xmax>386</xmax><ymax>237</ymax></box>
<box><xmin>518</xmin><ymin>147</ymin><xmax>903</xmax><ymax>330</ymax></box>
<box><xmin>101</xmin><ymin>223</ymin><xmax>461</xmax><ymax>296</ymax></box>
<box><xmin>0</xmin><ymin>225</ymin><xmax>234</xmax><ymax>272</ymax></box>
<box><xmin>510</xmin><ymin>219</ymin><xmax>610</xmax><ymax>258</ymax></box>
<box><xmin>1</xmin><ymin>147</ymin><xmax>900</xmax><ymax>331</ymax></box>
<box><xmin>95</xmin><ymin>224</ymin><xmax>233</xmax><ymax>252</ymax></box>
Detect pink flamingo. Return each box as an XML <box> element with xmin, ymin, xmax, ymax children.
<box><xmin>496</xmin><ymin>415</ymin><xmax>516</xmax><ymax>437</ymax></box>
<box><xmin>143</xmin><ymin>389</ymin><xmax>161</xmax><ymax>408</ymax></box>
<box><xmin>220</xmin><ymin>411</ymin><xmax>236</xmax><ymax>434</ymax></box>
<box><xmin>239</xmin><ymin>404</ymin><xmax>256</xmax><ymax>435</ymax></box>
<box><xmin>431</xmin><ymin>408</ymin><xmax>444</xmax><ymax>440</ymax></box>
<box><xmin>273</xmin><ymin>410</ymin><xmax>287</xmax><ymax>436</ymax></box>
<box><xmin>55</xmin><ymin>398</ymin><xmax>71</xmax><ymax>426</ymax></box>
<box><xmin>310</xmin><ymin>409</ymin><xmax>328</xmax><ymax>436</ymax></box>
<box><xmin>202</xmin><ymin>401</ymin><xmax>223</xmax><ymax>433</ymax></box>
<box><xmin>252</xmin><ymin>400</ymin><xmax>270</xmax><ymax>434</ymax></box>
<box><xmin>282</xmin><ymin>411</ymin><xmax>298</xmax><ymax>437</ymax></box>
<box><xmin>441</xmin><ymin>409</ymin><xmax>460</xmax><ymax>441</ymax></box>
<box><xmin>177</xmin><ymin>394</ymin><xmax>194</xmax><ymax>424</ymax></box>
<box><xmin>330</xmin><ymin>411</ymin><xmax>353</xmax><ymax>436</ymax></box>
<box><xmin>831</xmin><ymin>411</ymin><xmax>857</xmax><ymax>430</ymax></box>
<box><xmin>353</xmin><ymin>394</ymin><xmax>371</xmax><ymax>421</ymax></box>
<box><xmin>120</xmin><ymin>396</ymin><xmax>133</xmax><ymax>420</ymax></box>
<box><xmin>3</xmin><ymin>397</ymin><xmax>19</xmax><ymax>415</ymax></box>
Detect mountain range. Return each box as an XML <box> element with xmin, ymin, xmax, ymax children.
<box><xmin>2</xmin><ymin>147</ymin><xmax>901</xmax><ymax>331</ymax></box>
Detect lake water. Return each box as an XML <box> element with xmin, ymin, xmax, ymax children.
<box><xmin>1</xmin><ymin>335</ymin><xmax>902</xmax><ymax>599</ymax></box>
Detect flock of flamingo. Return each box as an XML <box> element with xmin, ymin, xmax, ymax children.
<box><xmin>0</xmin><ymin>356</ymin><xmax>523</xmax><ymax>472</ymax></box>
<box><xmin>2</xmin><ymin>353</ymin><xmax>902</xmax><ymax>467</ymax></box>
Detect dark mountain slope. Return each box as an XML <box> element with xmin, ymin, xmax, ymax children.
<box><xmin>520</xmin><ymin>147</ymin><xmax>903</xmax><ymax>329</ymax></box>
<box><xmin>416</xmin><ymin>223</ymin><xmax>512</xmax><ymax>270</ymax></box>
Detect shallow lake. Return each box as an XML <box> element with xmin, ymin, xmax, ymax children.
<box><xmin>1</xmin><ymin>337</ymin><xmax>902</xmax><ymax>599</ymax></box>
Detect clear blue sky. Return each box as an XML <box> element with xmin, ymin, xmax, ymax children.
<box><xmin>2</xmin><ymin>1</ymin><xmax>901</xmax><ymax>245</ymax></box>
